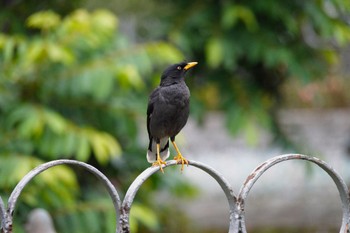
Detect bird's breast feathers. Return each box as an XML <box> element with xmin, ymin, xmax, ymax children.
<box><xmin>159</xmin><ymin>83</ymin><xmax>190</xmax><ymax>104</ymax></box>
<box><xmin>148</xmin><ymin>84</ymin><xmax>190</xmax><ymax>135</ymax></box>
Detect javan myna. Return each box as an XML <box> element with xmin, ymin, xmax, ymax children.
<box><xmin>146</xmin><ymin>61</ymin><xmax>198</xmax><ymax>172</ymax></box>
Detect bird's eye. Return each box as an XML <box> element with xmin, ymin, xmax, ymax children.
<box><xmin>177</xmin><ymin>66</ymin><xmax>182</xmax><ymax>70</ymax></box>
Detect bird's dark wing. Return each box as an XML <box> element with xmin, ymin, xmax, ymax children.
<box><xmin>147</xmin><ymin>87</ymin><xmax>160</xmax><ymax>140</ymax></box>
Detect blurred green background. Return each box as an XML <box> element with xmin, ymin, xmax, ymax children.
<box><xmin>1</xmin><ymin>0</ymin><xmax>350</xmax><ymax>232</ymax></box>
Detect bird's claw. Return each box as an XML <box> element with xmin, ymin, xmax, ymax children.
<box><xmin>152</xmin><ymin>159</ymin><xmax>167</xmax><ymax>173</ymax></box>
<box><xmin>174</xmin><ymin>154</ymin><xmax>189</xmax><ymax>171</ymax></box>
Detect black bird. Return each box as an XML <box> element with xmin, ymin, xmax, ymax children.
<box><xmin>147</xmin><ymin>61</ymin><xmax>198</xmax><ymax>172</ymax></box>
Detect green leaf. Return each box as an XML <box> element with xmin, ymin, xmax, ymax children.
<box><xmin>44</xmin><ymin>110</ymin><xmax>67</xmax><ymax>134</ymax></box>
<box><xmin>0</xmin><ymin>34</ymin><xmax>7</xmax><ymax>49</ymax></box>
<box><xmin>85</xmin><ymin>128</ymin><xmax>121</xmax><ymax>165</ymax></box>
<box><xmin>91</xmin><ymin>9</ymin><xmax>118</xmax><ymax>32</ymax></box>
<box><xmin>243</xmin><ymin>121</ymin><xmax>259</xmax><ymax>146</ymax></box>
<box><xmin>25</xmin><ymin>41</ymin><xmax>45</xmax><ymax>63</ymax></box>
<box><xmin>27</xmin><ymin>10</ymin><xmax>61</xmax><ymax>30</ymax></box>
<box><xmin>91</xmin><ymin>70</ymin><xmax>114</xmax><ymax>101</ymax></box>
<box><xmin>222</xmin><ymin>5</ymin><xmax>257</xmax><ymax>31</ymax></box>
<box><xmin>81</xmin><ymin>209</ymin><xmax>100</xmax><ymax>233</ymax></box>
<box><xmin>3</xmin><ymin>37</ymin><xmax>15</xmax><ymax>63</ymax></box>
<box><xmin>0</xmin><ymin>154</ymin><xmax>40</xmax><ymax>187</ymax></box>
<box><xmin>226</xmin><ymin>105</ymin><xmax>246</xmax><ymax>135</ymax></box>
<box><xmin>130</xmin><ymin>203</ymin><xmax>159</xmax><ymax>232</ymax></box>
<box><xmin>116</xmin><ymin>65</ymin><xmax>144</xmax><ymax>89</ymax></box>
<box><xmin>205</xmin><ymin>37</ymin><xmax>223</xmax><ymax>68</ymax></box>
<box><xmin>145</xmin><ymin>42</ymin><xmax>184</xmax><ymax>65</ymax></box>
<box><xmin>61</xmin><ymin>132</ymin><xmax>77</xmax><ymax>156</ymax></box>
<box><xmin>75</xmin><ymin>135</ymin><xmax>90</xmax><ymax>161</ymax></box>
<box><xmin>47</xmin><ymin>43</ymin><xmax>74</xmax><ymax>64</ymax></box>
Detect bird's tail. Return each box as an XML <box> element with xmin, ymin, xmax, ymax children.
<box><xmin>147</xmin><ymin>137</ymin><xmax>169</xmax><ymax>163</ymax></box>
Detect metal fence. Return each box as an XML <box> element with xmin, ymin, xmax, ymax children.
<box><xmin>0</xmin><ymin>154</ymin><xmax>349</xmax><ymax>233</ymax></box>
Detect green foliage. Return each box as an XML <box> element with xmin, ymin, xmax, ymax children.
<box><xmin>130</xmin><ymin>203</ymin><xmax>159</xmax><ymax>232</ymax></box>
<box><xmin>54</xmin><ymin>197</ymin><xmax>117</xmax><ymax>233</ymax></box>
<box><xmin>0</xmin><ymin>9</ymin><xmax>184</xmax><ymax>233</ymax></box>
<box><xmin>2</xmin><ymin>1</ymin><xmax>350</xmax><ymax>232</ymax></box>
<box><xmin>0</xmin><ymin>0</ymin><xmax>83</xmax><ymax>34</ymax></box>
<box><xmin>156</xmin><ymin>0</ymin><xmax>350</xmax><ymax>143</ymax></box>
<box><xmin>27</xmin><ymin>11</ymin><xmax>62</xmax><ymax>31</ymax></box>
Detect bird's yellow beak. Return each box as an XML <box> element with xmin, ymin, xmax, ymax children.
<box><xmin>184</xmin><ymin>62</ymin><xmax>198</xmax><ymax>71</ymax></box>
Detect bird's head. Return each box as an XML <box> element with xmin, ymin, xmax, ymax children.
<box><xmin>160</xmin><ymin>61</ymin><xmax>198</xmax><ymax>86</ymax></box>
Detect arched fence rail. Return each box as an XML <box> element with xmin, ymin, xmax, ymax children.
<box><xmin>0</xmin><ymin>154</ymin><xmax>349</xmax><ymax>233</ymax></box>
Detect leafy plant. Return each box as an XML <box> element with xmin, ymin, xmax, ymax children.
<box><xmin>155</xmin><ymin>0</ymin><xmax>350</xmax><ymax>143</ymax></box>
<box><xmin>0</xmin><ymin>9</ymin><xmax>184</xmax><ymax>232</ymax></box>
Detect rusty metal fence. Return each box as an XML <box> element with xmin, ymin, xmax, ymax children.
<box><xmin>0</xmin><ymin>154</ymin><xmax>349</xmax><ymax>233</ymax></box>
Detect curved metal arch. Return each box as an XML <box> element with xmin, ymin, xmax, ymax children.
<box><xmin>4</xmin><ymin>159</ymin><xmax>121</xmax><ymax>233</ymax></box>
<box><xmin>0</xmin><ymin>154</ymin><xmax>348</xmax><ymax>233</ymax></box>
<box><xmin>237</xmin><ymin>154</ymin><xmax>350</xmax><ymax>233</ymax></box>
<box><xmin>119</xmin><ymin>160</ymin><xmax>238</xmax><ymax>233</ymax></box>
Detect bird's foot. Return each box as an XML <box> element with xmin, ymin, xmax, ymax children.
<box><xmin>152</xmin><ymin>158</ymin><xmax>167</xmax><ymax>173</ymax></box>
<box><xmin>173</xmin><ymin>154</ymin><xmax>189</xmax><ymax>171</ymax></box>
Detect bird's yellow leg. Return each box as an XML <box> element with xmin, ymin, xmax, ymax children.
<box><xmin>152</xmin><ymin>143</ymin><xmax>166</xmax><ymax>173</ymax></box>
<box><xmin>171</xmin><ymin>141</ymin><xmax>188</xmax><ymax>171</ymax></box>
